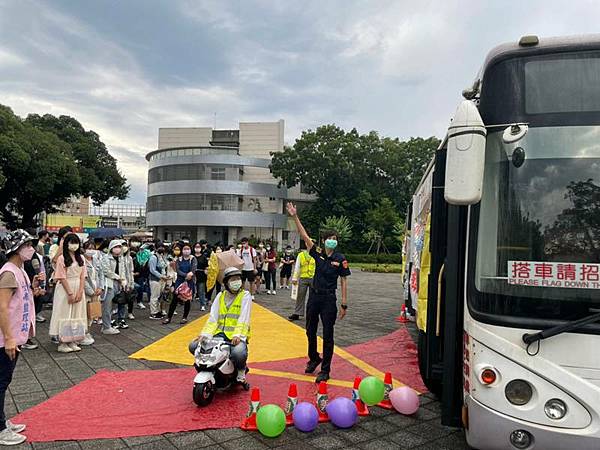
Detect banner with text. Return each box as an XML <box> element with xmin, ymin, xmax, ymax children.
<box><xmin>508</xmin><ymin>261</ymin><xmax>600</xmax><ymax>289</ymax></box>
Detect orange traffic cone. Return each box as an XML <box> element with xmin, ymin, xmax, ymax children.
<box><xmin>396</xmin><ymin>304</ymin><xmax>410</xmax><ymax>323</ymax></box>
<box><xmin>284</xmin><ymin>383</ymin><xmax>298</xmax><ymax>425</ymax></box>
<box><xmin>316</xmin><ymin>381</ymin><xmax>330</xmax><ymax>422</ymax></box>
<box><xmin>240</xmin><ymin>387</ymin><xmax>261</xmax><ymax>430</ymax></box>
<box><xmin>351</xmin><ymin>376</ymin><xmax>369</xmax><ymax>416</ymax></box>
<box><xmin>378</xmin><ymin>372</ymin><xmax>394</xmax><ymax>409</ymax></box>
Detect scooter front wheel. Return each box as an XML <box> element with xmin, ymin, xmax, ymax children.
<box><xmin>193</xmin><ymin>381</ymin><xmax>215</xmax><ymax>407</ymax></box>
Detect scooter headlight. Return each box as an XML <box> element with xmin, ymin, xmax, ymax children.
<box><xmin>544</xmin><ymin>399</ymin><xmax>567</xmax><ymax>420</ymax></box>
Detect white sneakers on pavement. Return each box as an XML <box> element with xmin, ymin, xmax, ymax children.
<box><xmin>0</xmin><ymin>427</ymin><xmax>26</xmax><ymax>446</ymax></box>
<box><xmin>101</xmin><ymin>327</ymin><xmax>120</xmax><ymax>335</ymax></box>
<box><xmin>57</xmin><ymin>343</ymin><xmax>73</xmax><ymax>353</ymax></box>
<box><xmin>67</xmin><ymin>342</ymin><xmax>81</xmax><ymax>352</ymax></box>
<box><xmin>80</xmin><ymin>334</ymin><xmax>95</xmax><ymax>346</ymax></box>
<box><xmin>136</xmin><ymin>302</ymin><xmax>146</xmax><ymax>310</ymax></box>
<box><xmin>128</xmin><ymin>313</ymin><xmax>135</xmax><ymax>320</ymax></box>
<box><xmin>6</xmin><ymin>420</ymin><xmax>25</xmax><ymax>433</ymax></box>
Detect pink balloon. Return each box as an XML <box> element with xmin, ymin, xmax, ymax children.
<box><xmin>389</xmin><ymin>387</ymin><xmax>420</xmax><ymax>415</ymax></box>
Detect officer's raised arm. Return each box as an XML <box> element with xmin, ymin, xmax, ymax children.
<box><xmin>286</xmin><ymin>202</ymin><xmax>314</xmax><ymax>251</ymax></box>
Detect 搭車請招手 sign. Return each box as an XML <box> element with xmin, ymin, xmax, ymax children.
<box><xmin>508</xmin><ymin>261</ymin><xmax>600</xmax><ymax>289</ymax></box>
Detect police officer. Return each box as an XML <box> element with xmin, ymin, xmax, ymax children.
<box><xmin>287</xmin><ymin>202</ymin><xmax>350</xmax><ymax>383</ymax></box>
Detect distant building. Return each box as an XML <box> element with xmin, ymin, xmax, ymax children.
<box><xmin>58</xmin><ymin>196</ymin><xmax>91</xmax><ymax>215</ymax></box>
<box><xmin>145</xmin><ymin>120</ymin><xmax>313</xmax><ymax>247</ymax></box>
<box><xmin>90</xmin><ymin>203</ymin><xmax>147</xmax><ymax>233</ymax></box>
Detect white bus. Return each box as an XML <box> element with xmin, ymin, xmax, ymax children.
<box><xmin>409</xmin><ymin>35</ymin><xmax>600</xmax><ymax>450</ymax></box>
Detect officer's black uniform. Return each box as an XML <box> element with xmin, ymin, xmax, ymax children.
<box><xmin>306</xmin><ymin>246</ymin><xmax>351</xmax><ymax>376</ymax></box>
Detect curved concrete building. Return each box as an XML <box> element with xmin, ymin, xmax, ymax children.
<box><xmin>146</xmin><ymin>120</ymin><xmax>312</xmax><ymax>246</ymax></box>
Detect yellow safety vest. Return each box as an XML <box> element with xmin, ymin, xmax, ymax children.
<box><xmin>201</xmin><ymin>290</ymin><xmax>251</xmax><ymax>339</ymax></box>
<box><xmin>299</xmin><ymin>251</ymin><xmax>316</xmax><ymax>278</ymax></box>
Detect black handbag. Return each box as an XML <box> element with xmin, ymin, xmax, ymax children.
<box><xmin>113</xmin><ymin>291</ymin><xmax>130</xmax><ymax>305</ymax></box>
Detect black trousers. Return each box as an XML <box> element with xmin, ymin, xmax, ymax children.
<box><xmin>0</xmin><ymin>349</ymin><xmax>19</xmax><ymax>432</ymax></box>
<box><xmin>306</xmin><ymin>292</ymin><xmax>337</xmax><ymax>374</ymax></box>
<box><xmin>167</xmin><ymin>295</ymin><xmax>191</xmax><ymax>320</ymax></box>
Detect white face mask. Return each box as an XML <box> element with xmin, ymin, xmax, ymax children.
<box><xmin>228</xmin><ymin>279</ymin><xmax>242</xmax><ymax>292</ymax></box>
<box><xmin>85</xmin><ymin>249</ymin><xmax>96</xmax><ymax>257</ymax></box>
<box><xmin>68</xmin><ymin>243</ymin><xmax>80</xmax><ymax>252</ymax></box>
<box><xmin>112</xmin><ymin>247</ymin><xmax>122</xmax><ymax>256</ymax></box>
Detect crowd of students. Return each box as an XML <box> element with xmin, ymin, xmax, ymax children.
<box><xmin>0</xmin><ymin>227</ymin><xmax>308</xmax><ymax>354</ymax></box>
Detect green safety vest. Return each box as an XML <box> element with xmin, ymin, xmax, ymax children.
<box><xmin>299</xmin><ymin>251</ymin><xmax>316</xmax><ymax>278</ymax></box>
<box><xmin>202</xmin><ymin>290</ymin><xmax>250</xmax><ymax>339</ymax></box>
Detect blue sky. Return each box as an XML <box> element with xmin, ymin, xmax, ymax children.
<box><xmin>1</xmin><ymin>0</ymin><xmax>600</xmax><ymax>203</ymax></box>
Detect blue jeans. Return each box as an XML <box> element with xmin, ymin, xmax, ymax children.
<box><xmin>196</xmin><ymin>280</ymin><xmax>206</xmax><ymax>306</ymax></box>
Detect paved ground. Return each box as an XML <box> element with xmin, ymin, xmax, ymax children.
<box><xmin>6</xmin><ymin>271</ymin><xmax>469</xmax><ymax>449</ymax></box>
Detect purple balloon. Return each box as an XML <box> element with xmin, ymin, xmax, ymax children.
<box><xmin>293</xmin><ymin>402</ymin><xmax>319</xmax><ymax>432</ymax></box>
<box><xmin>326</xmin><ymin>397</ymin><xmax>358</xmax><ymax>428</ymax></box>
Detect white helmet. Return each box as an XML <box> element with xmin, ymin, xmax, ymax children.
<box><xmin>223</xmin><ymin>267</ymin><xmax>242</xmax><ymax>284</ymax></box>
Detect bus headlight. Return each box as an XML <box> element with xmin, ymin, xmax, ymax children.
<box><xmin>544</xmin><ymin>399</ymin><xmax>567</xmax><ymax>420</ymax></box>
<box><xmin>505</xmin><ymin>380</ymin><xmax>533</xmax><ymax>405</ymax></box>
<box><xmin>510</xmin><ymin>430</ymin><xmax>533</xmax><ymax>449</ymax></box>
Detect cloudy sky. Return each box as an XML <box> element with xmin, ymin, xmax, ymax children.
<box><xmin>1</xmin><ymin>0</ymin><xmax>599</xmax><ymax>203</ymax></box>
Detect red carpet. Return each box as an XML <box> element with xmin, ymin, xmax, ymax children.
<box><xmin>15</xmin><ymin>326</ymin><xmax>426</xmax><ymax>442</ymax></box>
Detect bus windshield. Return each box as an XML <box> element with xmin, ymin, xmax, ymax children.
<box><xmin>469</xmin><ymin>126</ymin><xmax>600</xmax><ymax>326</ymax></box>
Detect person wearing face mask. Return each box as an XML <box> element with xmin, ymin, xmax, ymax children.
<box><xmin>148</xmin><ymin>244</ymin><xmax>168</xmax><ymax>320</ymax></box>
<box><xmin>287</xmin><ymin>202</ymin><xmax>351</xmax><ymax>383</ymax></box>
<box><xmin>100</xmin><ymin>240</ymin><xmax>128</xmax><ymax>334</ymax></box>
<box><xmin>254</xmin><ymin>242</ymin><xmax>266</xmax><ymax>295</ymax></box>
<box><xmin>163</xmin><ymin>244</ymin><xmax>197</xmax><ymax>324</ymax></box>
<box><xmin>0</xmin><ymin>230</ymin><xmax>40</xmax><ymax>446</ymax></box>
<box><xmin>264</xmin><ymin>243</ymin><xmax>277</xmax><ymax>295</ymax></box>
<box><xmin>115</xmin><ymin>241</ymin><xmax>135</xmax><ymax>326</ymax></box>
<box><xmin>193</xmin><ymin>242</ymin><xmax>208</xmax><ymax>311</ymax></box>
<box><xmin>193</xmin><ymin>267</ymin><xmax>252</xmax><ymax>384</ymax></box>
<box><xmin>279</xmin><ymin>246</ymin><xmax>295</xmax><ymax>290</ymax></box>
<box><xmin>81</xmin><ymin>240</ymin><xmax>104</xmax><ymax>346</ymax></box>
<box><xmin>49</xmin><ymin>233</ymin><xmax>88</xmax><ymax>353</ymax></box>
<box><xmin>236</xmin><ymin>237</ymin><xmax>258</xmax><ymax>300</ymax></box>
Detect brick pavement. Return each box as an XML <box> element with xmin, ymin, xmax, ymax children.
<box><xmin>5</xmin><ymin>271</ymin><xmax>469</xmax><ymax>449</ymax></box>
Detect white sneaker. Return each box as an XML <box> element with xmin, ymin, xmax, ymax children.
<box><xmin>80</xmin><ymin>334</ymin><xmax>95</xmax><ymax>346</ymax></box>
<box><xmin>102</xmin><ymin>327</ymin><xmax>120</xmax><ymax>335</ymax></box>
<box><xmin>112</xmin><ymin>308</ymin><xmax>117</xmax><ymax>315</ymax></box>
<box><xmin>0</xmin><ymin>428</ymin><xmax>26</xmax><ymax>446</ymax></box>
<box><xmin>273</xmin><ymin>290</ymin><xmax>277</xmax><ymax>295</ymax></box>
<box><xmin>137</xmin><ymin>303</ymin><xmax>146</xmax><ymax>310</ymax></box>
<box><xmin>67</xmin><ymin>342</ymin><xmax>81</xmax><ymax>352</ymax></box>
<box><xmin>200</xmin><ymin>306</ymin><xmax>206</xmax><ymax>311</ymax></box>
<box><xmin>57</xmin><ymin>343</ymin><xmax>73</xmax><ymax>353</ymax></box>
<box><xmin>236</xmin><ymin>369</ymin><xmax>247</xmax><ymax>383</ymax></box>
<box><xmin>6</xmin><ymin>419</ymin><xmax>26</xmax><ymax>433</ymax></box>
<box><xmin>35</xmin><ymin>314</ymin><xmax>46</xmax><ymax>323</ymax></box>
<box><xmin>251</xmin><ymin>295</ymin><xmax>255</xmax><ymax>301</ymax></box>
<box><xmin>128</xmin><ymin>313</ymin><xmax>135</xmax><ymax>320</ymax></box>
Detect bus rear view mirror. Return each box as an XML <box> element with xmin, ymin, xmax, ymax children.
<box><xmin>444</xmin><ymin>100</ymin><xmax>487</xmax><ymax>205</ymax></box>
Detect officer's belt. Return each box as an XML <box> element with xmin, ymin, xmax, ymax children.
<box><xmin>310</xmin><ymin>287</ymin><xmax>336</xmax><ymax>296</ymax></box>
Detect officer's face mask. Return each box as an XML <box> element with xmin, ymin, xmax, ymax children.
<box><xmin>228</xmin><ymin>278</ymin><xmax>243</xmax><ymax>292</ymax></box>
<box><xmin>324</xmin><ymin>239</ymin><xmax>338</xmax><ymax>250</ymax></box>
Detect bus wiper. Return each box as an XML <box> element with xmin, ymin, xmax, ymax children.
<box><xmin>522</xmin><ymin>309</ymin><xmax>600</xmax><ymax>346</ymax></box>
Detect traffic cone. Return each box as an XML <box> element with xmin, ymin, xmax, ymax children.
<box><xmin>316</xmin><ymin>381</ymin><xmax>330</xmax><ymax>422</ymax></box>
<box><xmin>351</xmin><ymin>376</ymin><xmax>369</xmax><ymax>416</ymax></box>
<box><xmin>396</xmin><ymin>304</ymin><xmax>410</xmax><ymax>323</ymax></box>
<box><xmin>240</xmin><ymin>387</ymin><xmax>261</xmax><ymax>430</ymax></box>
<box><xmin>284</xmin><ymin>383</ymin><xmax>298</xmax><ymax>425</ymax></box>
<box><xmin>377</xmin><ymin>372</ymin><xmax>394</xmax><ymax>409</ymax></box>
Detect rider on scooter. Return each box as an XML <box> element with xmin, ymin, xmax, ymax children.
<box><xmin>192</xmin><ymin>266</ymin><xmax>252</xmax><ymax>383</ymax></box>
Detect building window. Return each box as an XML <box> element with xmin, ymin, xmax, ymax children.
<box><xmin>282</xmin><ymin>230</ymin><xmax>289</xmax><ymax>240</ymax></box>
<box><xmin>211</xmin><ymin>167</ymin><xmax>226</xmax><ymax>180</ymax></box>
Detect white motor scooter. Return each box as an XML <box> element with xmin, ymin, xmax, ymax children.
<box><xmin>191</xmin><ymin>336</ymin><xmax>250</xmax><ymax>407</ymax></box>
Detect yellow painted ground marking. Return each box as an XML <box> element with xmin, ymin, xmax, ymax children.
<box><xmin>130</xmin><ymin>302</ymin><xmax>403</xmax><ymax>387</ymax></box>
<box><xmin>130</xmin><ymin>303</ymin><xmax>323</xmax><ymax>365</ymax></box>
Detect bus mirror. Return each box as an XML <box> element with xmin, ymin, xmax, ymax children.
<box><xmin>444</xmin><ymin>100</ymin><xmax>487</xmax><ymax>205</ymax></box>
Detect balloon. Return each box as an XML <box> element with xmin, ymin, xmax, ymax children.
<box><xmin>358</xmin><ymin>376</ymin><xmax>385</xmax><ymax>406</ymax></box>
<box><xmin>256</xmin><ymin>404</ymin><xmax>286</xmax><ymax>438</ymax></box>
<box><xmin>389</xmin><ymin>387</ymin><xmax>420</xmax><ymax>415</ymax></box>
<box><xmin>292</xmin><ymin>402</ymin><xmax>319</xmax><ymax>432</ymax></box>
<box><xmin>326</xmin><ymin>397</ymin><xmax>358</xmax><ymax>428</ymax></box>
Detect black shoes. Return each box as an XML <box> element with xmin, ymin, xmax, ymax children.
<box><xmin>305</xmin><ymin>356</ymin><xmax>323</xmax><ymax>374</ymax></box>
<box><xmin>315</xmin><ymin>371</ymin><xmax>330</xmax><ymax>383</ymax></box>
<box><xmin>288</xmin><ymin>314</ymin><xmax>300</xmax><ymax>321</ymax></box>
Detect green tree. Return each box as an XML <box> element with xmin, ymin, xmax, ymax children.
<box><xmin>365</xmin><ymin>197</ymin><xmax>402</xmax><ymax>253</ymax></box>
<box><xmin>0</xmin><ymin>105</ymin><xmax>129</xmax><ymax>228</ymax></box>
<box><xmin>271</xmin><ymin>125</ymin><xmax>438</xmax><ymax>251</ymax></box>
<box><xmin>321</xmin><ymin>215</ymin><xmax>352</xmax><ymax>244</ymax></box>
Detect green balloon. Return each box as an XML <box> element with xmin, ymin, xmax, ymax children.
<box><xmin>358</xmin><ymin>376</ymin><xmax>385</xmax><ymax>406</ymax></box>
<box><xmin>256</xmin><ymin>404</ymin><xmax>287</xmax><ymax>438</ymax></box>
